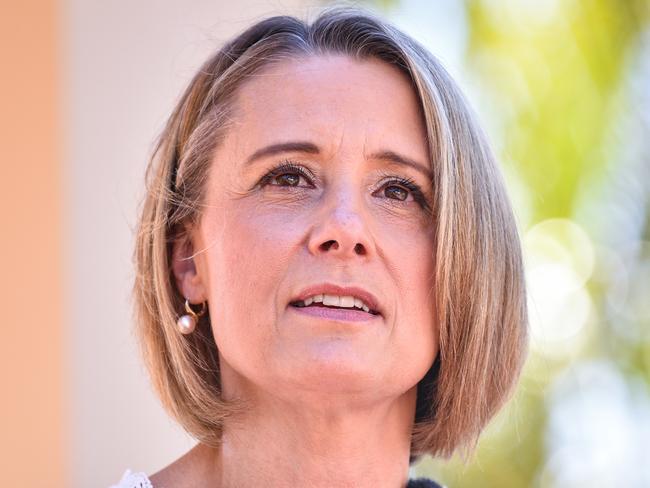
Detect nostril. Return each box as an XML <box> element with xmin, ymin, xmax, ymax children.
<box><xmin>320</xmin><ymin>240</ymin><xmax>338</xmax><ymax>251</ymax></box>
<box><xmin>318</xmin><ymin>240</ymin><xmax>366</xmax><ymax>255</ymax></box>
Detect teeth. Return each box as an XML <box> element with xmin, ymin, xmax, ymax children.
<box><xmin>339</xmin><ymin>296</ymin><xmax>355</xmax><ymax>307</ymax></box>
<box><xmin>297</xmin><ymin>293</ymin><xmax>374</xmax><ymax>313</ymax></box>
<box><xmin>322</xmin><ymin>294</ymin><xmax>341</xmax><ymax>307</ymax></box>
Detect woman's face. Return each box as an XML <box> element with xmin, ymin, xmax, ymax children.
<box><xmin>178</xmin><ymin>54</ymin><xmax>438</xmax><ymax>405</ymax></box>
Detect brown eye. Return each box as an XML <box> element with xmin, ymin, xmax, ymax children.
<box><xmin>258</xmin><ymin>161</ymin><xmax>314</xmax><ymax>189</ymax></box>
<box><xmin>273</xmin><ymin>173</ymin><xmax>303</xmax><ymax>187</ymax></box>
<box><xmin>384</xmin><ymin>184</ymin><xmax>409</xmax><ymax>201</ymax></box>
<box><xmin>375</xmin><ymin>175</ymin><xmax>431</xmax><ymax>212</ymax></box>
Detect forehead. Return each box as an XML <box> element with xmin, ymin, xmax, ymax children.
<box><xmin>224</xmin><ymin>54</ymin><xmax>428</xmax><ymax>164</ymax></box>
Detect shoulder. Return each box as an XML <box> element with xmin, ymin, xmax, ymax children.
<box><xmin>149</xmin><ymin>442</ymin><xmax>216</xmax><ymax>488</ymax></box>
<box><xmin>108</xmin><ymin>459</ymin><xmax>199</xmax><ymax>488</ymax></box>
<box><xmin>108</xmin><ymin>469</ymin><xmax>153</xmax><ymax>488</ymax></box>
<box><xmin>108</xmin><ymin>444</ymin><xmax>205</xmax><ymax>488</ymax></box>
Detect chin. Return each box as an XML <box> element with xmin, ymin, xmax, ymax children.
<box><xmin>277</xmin><ymin>346</ymin><xmax>387</xmax><ymax>395</ymax></box>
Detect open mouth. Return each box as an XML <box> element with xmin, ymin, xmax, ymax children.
<box><xmin>288</xmin><ymin>285</ymin><xmax>383</xmax><ymax>319</ymax></box>
<box><xmin>289</xmin><ymin>299</ymin><xmax>380</xmax><ymax>317</ymax></box>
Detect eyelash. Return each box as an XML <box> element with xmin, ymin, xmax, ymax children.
<box><xmin>257</xmin><ymin>160</ymin><xmax>430</xmax><ymax>210</ymax></box>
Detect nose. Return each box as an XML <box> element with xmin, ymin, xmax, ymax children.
<box><xmin>307</xmin><ymin>185</ymin><xmax>375</xmax><ymax>260</ymax></box>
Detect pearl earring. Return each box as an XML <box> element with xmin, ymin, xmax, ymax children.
<box><xmin>177</xmin><ymin>299</ymin><xmax>207</xmax><ymax>334</ymax></box>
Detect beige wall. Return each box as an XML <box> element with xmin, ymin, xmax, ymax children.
<box><xmin>63</xmin><ymin>1</ymin><xmax>315</xmax><ymax>487</ymax></box>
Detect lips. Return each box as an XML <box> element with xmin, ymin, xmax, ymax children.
<box><xmin>289</xmin><ymin>283</ymin><xmax>383</xmax><ymax>316</ymax></box>
<box><xmin>289</xmin><ymin>303</ymin><xmax>379</xmax><ymax>322</ymax></box>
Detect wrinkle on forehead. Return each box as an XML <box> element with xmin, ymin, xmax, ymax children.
<box><xmin>221</xmin><ymin>54</ymin><xmax>430</xmax><ymax>175</ymax></box>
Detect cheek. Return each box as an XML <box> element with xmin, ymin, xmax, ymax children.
<box><xmin>218</xmin><ymin>203</ymin><xmax>305</xmax><ymax>283</ymax></box>
<box><xmin>202</xmin><ymin>203</ymin><xmax>302</xmax><ymax>356</ymax></box>
<box><xmin>409</xmin><ymin>233</ymin><xmax>436</xmax><ymax>328</ymax></box>
<box><xmin>381</xmin><ymin>217</ymin><xmax>435</xmax><ymax>297</ymax></box>
<box><xmin>387</xmin><ymin>228</ymin><xmax>437</xmax><ymax>364</ymax></box>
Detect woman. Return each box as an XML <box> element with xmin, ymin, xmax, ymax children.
<box><xmin>112</xmin><ymin>6</ymin><xmax>528</xmax><ymax>487</ymax></box>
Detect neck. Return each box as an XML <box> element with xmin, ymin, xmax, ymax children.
<box><xmin>208</xmin><ymin>388</ymin><xmax>416</xmax><ymax>488</ymax></box>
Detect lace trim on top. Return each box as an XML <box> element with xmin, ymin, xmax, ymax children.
<box><xmin>109</xmin><ymin>469</ymin><xmax>153</xmax><ymax>488</ymax></box>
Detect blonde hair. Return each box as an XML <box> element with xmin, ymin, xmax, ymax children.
<box><xmin>133</xmin><ymin>5</ymin><xmax>528</xmax><ymax>461</ymax></box>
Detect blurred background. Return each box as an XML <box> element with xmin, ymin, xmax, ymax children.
<box><xmin>1</xmin><ymin>0</ymin><xmax>648</xmax><ymax>486</ymax></box>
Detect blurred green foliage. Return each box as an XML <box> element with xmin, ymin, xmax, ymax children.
<box><xmin>464</xmin><ymin>0</ymin><xmax>648</xmax><ymax>222</ymax></box>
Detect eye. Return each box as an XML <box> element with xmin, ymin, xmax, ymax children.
<box><xmin>382</xmin><ymin>182</ymin><xmax>411</xmax><ymax>202</ymax></box>
<box><xmin>375</xmin><ymin>175</ymin><xmax>431</xmax><ymax>211</ymax></box>
<box><xmin>258</xmin><ymin>161</ymin><xmax>314</xmax><ymax>189</ymax></box>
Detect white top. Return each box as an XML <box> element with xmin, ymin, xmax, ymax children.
<box><xmin>109</xmin><ymin>469</ymin><xmax>153</xmax><ymax>488</ymax></box>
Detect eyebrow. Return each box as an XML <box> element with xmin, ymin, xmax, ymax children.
<box><xmin>244</xmin><ymin>140</ymin><xmax>433</xmax><ymax>179</ymax></box>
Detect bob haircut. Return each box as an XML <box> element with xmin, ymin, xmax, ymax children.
<box><xmin>133</xmin><ymin>5</ymin><xmax>528</xmax><ymax>461</ymax></box>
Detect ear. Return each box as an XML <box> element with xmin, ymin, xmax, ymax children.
<box><xmin>171</xmin><ymin>230</ymin><xmax>208</xmax><ymax>303</ymax></box>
